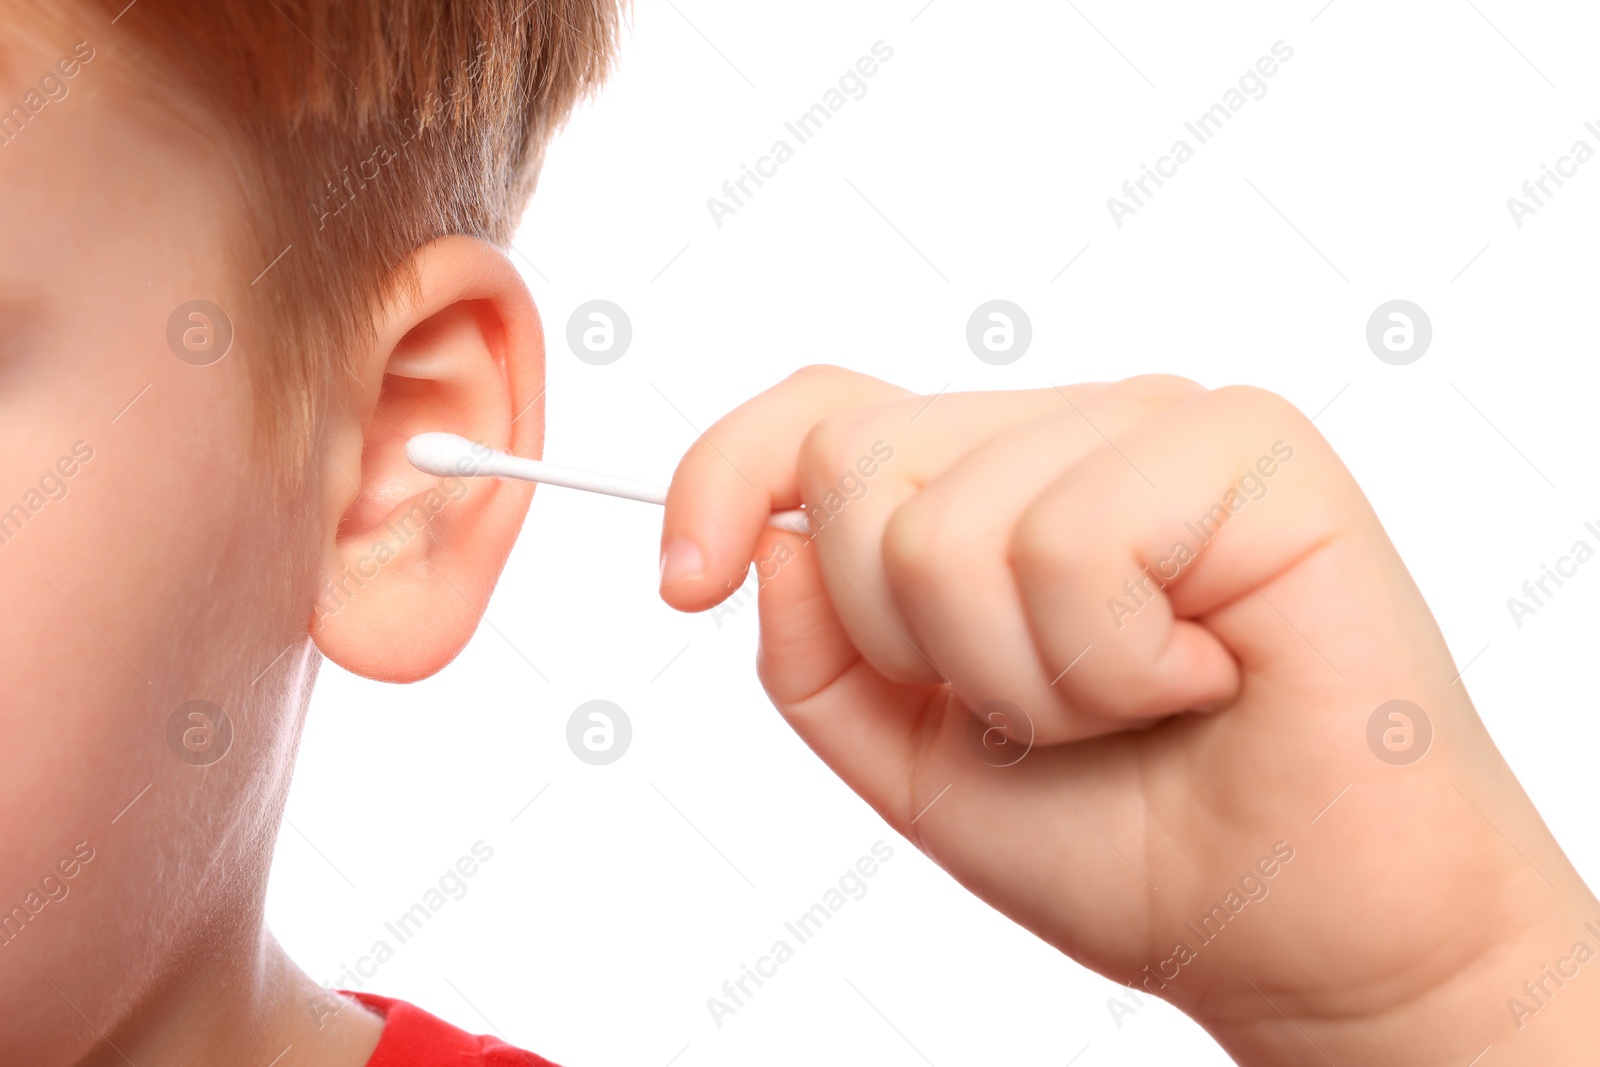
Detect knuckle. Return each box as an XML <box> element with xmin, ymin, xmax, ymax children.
<box><xmin>1208</xmin><ymin>383</ymin><xmax>1302</xmax><ymax>427</ymax></box>
<box><xmin>1209</xmin><ymin>384</ymin><xmax>1323</xmax><ymax>456</ymax></box>
<box><xmin>786</xmin><ymin>362</ymin><xmax>849</xmax><ymax>389</ymax></box>
<box><xmin>1123</xmin><ymin>372</ymin><xmax>1207</xmax><ymax>398</ymax></box>
<box><xmin>1106</xmin><ymin>374</ymin><xmax>1209</xmax><ymax>419</ymax></box>
<box><xmin>796</xmin><ymin>408</ymin><xmax>865</xmax><ymax>484</ymax></box>
<box><xmin>881</xmin><ymin>495</ymin><xmax>955</xmax><ymax>588</ymax></box>
<box><xmin>1009</xmin><ymin>493</ymin><xmax>1082</xmax><ymax>587</ymax></box>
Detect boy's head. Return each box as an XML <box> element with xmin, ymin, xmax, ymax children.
<box><xmin>0</xmin><ymin>1</ymin><xmax>618</xmax><ymax>1060</ymax></box>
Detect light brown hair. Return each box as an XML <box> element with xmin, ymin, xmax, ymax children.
<box><xmin>87</xmin><ymin>0</ymin><xmax>623</xmax><ymax>447</ymax></box>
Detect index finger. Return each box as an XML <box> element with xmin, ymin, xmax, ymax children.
<box><xmin>658</xmin><ymin>364</ymin><xmax>910</xmax><ymax>612</ymax></box>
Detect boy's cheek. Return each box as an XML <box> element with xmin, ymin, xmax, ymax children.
<box><xmin>0</xmin><ymin>43</ymin><xmax>337</xmax><ymax>1026</ymax></box>
<box><xmin>0</xmin><ymin>99</ymin><xmax>297</xmax><ymax>739</ymax></box>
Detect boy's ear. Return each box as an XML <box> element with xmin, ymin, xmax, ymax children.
<box><xmin>310</xmin><ymin>236</ymin><xmax>543</xmax><ymax>682</ymax></box>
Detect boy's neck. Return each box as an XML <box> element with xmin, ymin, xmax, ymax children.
<box><xmin>77</xmin><ymin>925</ymin><xmax>384</xmax><ymax>1067</ymax></box>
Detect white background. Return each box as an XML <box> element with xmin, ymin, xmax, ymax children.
<box><xmin>267</xmin><ymin>2</ymin><xmax>1600</xmax><ymax>1063</ymax></box>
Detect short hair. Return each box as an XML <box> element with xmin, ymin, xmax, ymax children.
<box><xmin>85</xmin><ymin>0</ymin><xmax>623</xmax><ymax>453</ymax></box>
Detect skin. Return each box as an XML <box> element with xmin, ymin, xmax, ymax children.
<box><xmin>0</xmin><ymin>19</ymin><xmax>544</xmax><ymax>1067</ymax></box>
<box><xmin>659</xmin><ymin>367</ymin><xmax>1600</xmax><ymax>1064</ymax></box>
<box><xmin>7</xmin><ymin>4</ymin><xmax>1597</xmax><ymax>1066</ymax></box>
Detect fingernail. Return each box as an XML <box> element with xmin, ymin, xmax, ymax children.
<box><xmin>659</xmin><ymin>536</ymin><xmax>705</xmax><ymax>586</ymax></box>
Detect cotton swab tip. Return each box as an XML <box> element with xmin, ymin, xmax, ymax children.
<box><xmin>405</xmin><ymin>431</ymin><xmax>484</xmax><ymax>477</ymax></box>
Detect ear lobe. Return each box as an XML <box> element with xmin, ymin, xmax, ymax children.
<box><xmin>310</xmin><ymin>236</ymin><xmax>544</xmax><ymax>682</ymax></box>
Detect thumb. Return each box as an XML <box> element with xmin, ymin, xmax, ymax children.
<box><xmin>751</xmin><ymin>526</ymin><xmax>942</xmax><ymax>832</ymax></box>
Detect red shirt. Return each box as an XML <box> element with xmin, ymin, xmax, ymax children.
<box><xmin>349</xmin><ymin>992</ymin><xmax>565</xmax><ymax>1067</ymax></box>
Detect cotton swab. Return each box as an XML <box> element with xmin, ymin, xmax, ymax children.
<box><xmin>405</xmin><ymin>432</ymin><xmax>812</xmax><ymax>535</ymax></box>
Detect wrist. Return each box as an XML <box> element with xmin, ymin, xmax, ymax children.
<box><xmin>1203</xmin><ymin>883</ymin><xmax>1600</xmax><ymax>1065</ymax></box>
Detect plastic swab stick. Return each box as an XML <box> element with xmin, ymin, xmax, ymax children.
<box><xmin>406</xmin><ymin>432</ymin><xmax>812</xmax><ymax>535</ymax></box>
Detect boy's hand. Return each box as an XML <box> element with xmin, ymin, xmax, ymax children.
<box><xmin>659</xmin><ymin>367</ymin><xmax>1600</xmax><ymax>1065</ymax></box>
